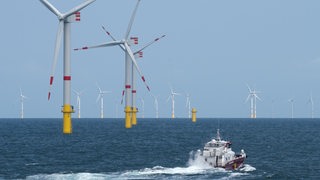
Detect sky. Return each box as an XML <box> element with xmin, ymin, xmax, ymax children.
<box><xmin>1</xmin><ymin>0</ymin><xmax>320</xmax><ymax>118</ymax></box>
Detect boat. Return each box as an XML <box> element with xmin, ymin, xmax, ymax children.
<box><xmin>200</xmin><ymin>129</ymin><xmax>247</xmax><ymax>170</ymax></box>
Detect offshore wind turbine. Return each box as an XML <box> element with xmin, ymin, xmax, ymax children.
<box><xmin>186</xmin><ymin>93</ymin><xmax>191</xmax><ymax>118</ymax></box>
<box><xmin>308</xmin><ymin>93</ymin><xmax>314</xmax><ymax>119</ymax></box>
<box><xmin>96</xmin><ymin>85</ymin><xmax>111</xmax><ymax>119</ymax></box>
<box><xmin>74</xmin><ymin>0</ymin><xmax>151</xmax><ymax>128</ymax></box>
<box><xmin>140</xmin><ymin>97</ymin><xmax>145</xmax><ymax>118</ymax></box>
<box><xmin>288</xmin><ymin>98</ymin><xmax>294</xmax><ymax>119</ymax></box>
<box><xmin>73</xmin><ymin>89</ymin><xmax>84</xmax><ymax>118</ymax></box>
<box><xmin>152</xmin><ymin>94</ymin><xmax>159</xmax><ymax>118</ymax></box>
<box><xmin>40</xmin><ymin>0</ymin><xmax>95</xmax><ymax>134</ymax></box>
<box><xmin>19</xmin><ymin>88</ymin><xmax>27</xmax><ymax>119</ymax></box>
<box><xmin>167</xmin><ymin>88</ymin><xmax>180</xmax><ymax>119</ymax></box>
<box><xmin>245</xmin><ymin>84</ymin><xmax>261</xmax><ymax>119</ymax></box>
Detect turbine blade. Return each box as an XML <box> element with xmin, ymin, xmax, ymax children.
<box><xmin>74</xmin><ymin>40</ymin><xmax>123</xmax><ymax>51</ymax></box>
<box><xmin>246</xmin><ymin>84</ymin><xmax>252</xmax><ymax>92</ymax></box>
<box><xmin>134</xmin><ymin>35</ymin><xmax>166</xmax><ymax>55</ymax></box>
<box><xmin>63</xmin><ymin>0</ymin><xmax>96</xmax><ymax>18</ymax></box>
<box><xmin>48</xmin><ymin>21</ymin><xmax>64</xmax><ymax>100</ymax></box>
<box><xmin>39</xmin><ymin>0</ymin><xmax>62</xmax><ymax>18</ymax></box>
<box><xmin>101</xmin><ymin>26</ymin><xmax>126</xmax><ymax>51</ymax></box>
<box><xmin>121</xmin><ymin>90</ymin><xmax>125</xmax><ymax>104</ymax></box>
<box><xmin>125</xmin><ymin>0</ymin><xmax>141</xmax><ymax>39</ymax></box>
<box><xmin>124</xmin><ymin>42</ymin><xmax>150</xmax><ymax>91</ymax></box>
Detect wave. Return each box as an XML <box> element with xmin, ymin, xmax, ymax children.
<box><xmin>26</xmin><ymin>151</ymin><xmax>255</xmax><ymax>180</ymax></box>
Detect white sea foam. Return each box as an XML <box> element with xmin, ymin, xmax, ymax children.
<box><xmin>26</xmin><ymin>151</ymin><xmax>255</xmax><ymax>180</ymax></box>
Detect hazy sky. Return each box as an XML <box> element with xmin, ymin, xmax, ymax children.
<box><xmin>1</xmin><ymin>0</ymin><xmax>320</xmax><ymax>118</ymax></box>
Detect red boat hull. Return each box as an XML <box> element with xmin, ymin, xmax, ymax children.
<box><xmin>223</xmin><ymin>156</ymin><xmax>246</xmax><ymax>170</ymax></box>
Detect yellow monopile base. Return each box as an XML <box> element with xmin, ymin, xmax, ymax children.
<box><xmin>131</xmin><ymin>107</ymin><xmax>137</xmax><ymax>126</ymax></box>
<box><xmin>62</xmin><ymin>104</ymin><xmax>74</xmax><ymax>134</ymax></box>
<box><xmin>192</xmin><ymin>108</ymin><xmax>197</xmax><ymax>122</ymax></box>
<box><xmin>171</xmin><ymin>113</ymin><xmax>175</xmax><ymax>119</ymax></box>
<box><xmin>125</xmin><ymin>106</ymin><xmax>132</xmax><ymax>129</ymax></box>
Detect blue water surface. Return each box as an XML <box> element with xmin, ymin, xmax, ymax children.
<box><xmin>0</xmin><ymin>118</ymin><xmax>319</xmax><ymax>179</ymax></box>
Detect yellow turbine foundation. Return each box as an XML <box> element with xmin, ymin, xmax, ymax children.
<box><xmin>62</xmin><ymin>104</ymin><xmax>74</xmax><ymax>134</ymax></box>
<box><xmin>125</xmin><ymin>106</ymin><xmax>132</xmax><ymax>128</ymax></box>
<box><xmin>171</xmin><ymin>113</ymin><xmax>175</xmax><ymax>119</ymax></box>
<box><xmin>191</xmin><ymin>108</ymin><xmax>197</xmax><ymax>122</ymax></box>
<box><xmin>131</xmin><ymin>107</ymin><xmax>138</xmax><ymax>125</ymax></box>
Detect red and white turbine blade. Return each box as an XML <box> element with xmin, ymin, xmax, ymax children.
<box><xmin>124</xmin><ymin>42</ymin><xmax>150</xmax><ymax>91</ymax></box>
<box><xmin>134</xmin><ymin>35</ymin><xmax>166</xmax><ymax>56</ymax></box>
<box><xmin>74</xmin><ymin>40</ymin><xmax>123</xmax><ymax>51</ymax></box>
<box><xmin>48</xmin><ymin>21</ymin><xmax>64</xmax><ymax>100</ymax></box>
<box><xmin>125</xmin><ymin>0</ymin><xmax>141</xmax><ymax>39</ymax></box>
<box><xmin>101</xmin><ymin>26</ymin><xmax>126</xmax><ymax>51</ymax></box>
<box><xmin>121</xmin><ymin>90</ymin><xmax>125</xmax><ymax>104</ymax></box>
<box><xmin>63</xmin><ymin>0</ymin><xmax>96</xmax><ymax>19</ymax></box>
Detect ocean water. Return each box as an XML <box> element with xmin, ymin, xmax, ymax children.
<box><xmin>0</xmin><ymin>118</ymin><xmax>319</xmax><ymax>179</ymax></box>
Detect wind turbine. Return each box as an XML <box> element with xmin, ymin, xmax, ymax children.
<box><xmin>140</xmin><ymin>97</ymin><xmax>145</xmax><ymax>118</ymax></box>
<box><xmin>96</xmin><ymin>85</ymin><xmax>111</xmax><ymax>119</ymax></box>
<box><xmin>40</xmin><ymin>0</ymin><xmax>95</xmax><ymax>134</ymax></box>
<box><xmin>73</xmin><ymin>89</ymin><xmax>84</xmax><ymax>118</ymax></box>
<box><xmin>186</xmin><ymin>93</ymin><xmax>191</xmax><ymax>118</ymax></box>
<box><xmin>74</xmin><ymin>0</ymin><xmax>152</xmax><ymax>128</ymax></box>
<box><xmin>307</xmin><ymin>93</ymin><xmax>314</xmax><ymax>119</ymax></box>
<box><xmin>19</xmin><ymin>88</ymin><xmax>27</xmax><ymax>119</ymax></box>
<box><xmin>288</xmin><ymin>98</ymin><xmax>294</xmax><ymax>119</ymax></box>
<box><xmin>152</xmin><ymin>94</ymin><xmax>159</xmax><ymax>118</ymax></box>
<box><xmin>167</xmin><ymin>88</ymin><xmax>180</xmax><ymax>119</ymax></box>
<box><xmin>245</xmin><ymin>84</ymin><xmax>261</xmax><ymax>118</ymax></box>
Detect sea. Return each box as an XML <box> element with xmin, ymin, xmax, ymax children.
<box><xmin>0</xmin><ymin>118</ymin><xmax>319</xmax><ymax>180</ymax></box>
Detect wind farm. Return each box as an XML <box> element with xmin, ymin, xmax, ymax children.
<box><xmin>1</xmin><ymin>0</ymin><xmax>320</xmax><ymax>120</ymax></box>
<box><xmin>2</xmin><ymin>1</ymin><xmax>320</xmax><ymax>179</ymax></box>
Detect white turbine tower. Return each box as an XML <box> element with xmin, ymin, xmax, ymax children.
<box><xmin>246</xmin><ymin>84</ymin><xmax>261</xmax><ymax>119</ymax></box>
<box><xmin>167</xmin><ymin>88</ymin><xmax>180</xmax><ymax>119</ymax></box>
<box><xmin>96</xmin><ymin>85</ymin><xmax>111</xmax><ymax>119</ymax></box>
<box><xmin>140</xmin><ymin>97</ymin><xmax>145</xmax><ymax>118</ymax></box>
<box><xmin>40</xmin><ymin>0</ymin><xmax>95</xmax><ymax>134</ymax></box>
<box><xmin>73</xmin><ymin>89</ymin><xmax>84</xmax><ymax>118</ymax></box>
<box><xmin>74</xmin><ymin>0</ymin><xmax>152</xmax><ymax>128</ymax></box>
<box><xmin>308</xmin><ymin>93</ymin><xmax>314</xmax><ymax>119</ymax></box>
<box><xmin>19</xmin><ymin>88</ymin><xmax>27</xmax><ymax>119</ymax></box>
<box><xmin>152</xmin><ymin>94</ymin><xmax>159</xmax><ymax>119</ymax></box>
<box><xmin>288</xmin><ymin>98</ymin><xmax>294</xmax><ymax>119</ymax></box>
<box><xmin>186</xmin><ymin>93</ymin><xmax>191</xmax><ymax>118</ymax></box>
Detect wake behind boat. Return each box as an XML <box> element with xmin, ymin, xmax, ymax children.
<box><xmin>200</xmin><ymin>129</ymin><xmax>247</xmax><ymax>170</ymax></box>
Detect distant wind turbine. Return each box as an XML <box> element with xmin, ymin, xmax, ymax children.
<box><xmin>288</xmin><ymin>98</ymin><xmax>294</xmax><ymax>119</ymax></box>
<box><xmin>73</xmin><ymin>89</ymin><xmax>84</xmax><ymax>118</ymax></box>
<box><xmin>307</xmin><ymin>93</ymin><xmax>314</xmax><ymax>119</ymax></box>
<box><xmin>152</xmin><ymin>94</ymin><xmax>159</xmax><ymax>118</ymax></box>
<box><xmin>245</xmin><ymin>84</ymin><xmax>261</xmax><ymax>118</ymax></box>
<box><xmin>167</xmin><ymin>88</ymin><xmax>180</xmax><ymax>118</ymax></box>
<box><xmin>96</xmin><ymin>84</ymin><xmax>111</xmax><ymax>119</ymax></box>
<box><xmin>19</xmin><ymin>88</ymin><xmax>27</xmax><ymax>119</ymax></box>
<box><xmin>140</xmin><ymin>98</ymin><xmax>145</xmax><ymax>118</ymax></box>
<box><xmin>186</xmin><ymin>93</ymin><xmax>191</xmax><ymax>118</ymax></box>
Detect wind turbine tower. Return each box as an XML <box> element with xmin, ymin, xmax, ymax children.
<box><xmin>152</xmin><ymin>94</ymin><xmax>159</xmax><ymax>118</ymax></box>
<box><xmin>246</xmin><ymin>85</ymin><xmax>261</xmax><ymax>119</ymax></box>
<box><xmin>73</xmin><ymin>89</ymin><xmax>84</xmax><ymax>118</ymax></box>
<box><xmin>19</xmin><ymin>89</ymin><xmax>27</xmax><ymax>119</ymax></box>
<box><xmin>97</xmin><ymin>85</ymin><xmax>111</xmax><ymax>119</ymax></box>
<box><xmin>40</xmin><ymin>0</ymin><xmax>95</xmax><ymax>134</ymax></box>
<box><xmin>289</xmin><ymin>98</ymin><xmax>294</xmax><ymax>119</ymax></box>
<box><xmin>140</xmin><ymin>98</ymin><xmax>145</xmax><ymax>118</ymax></box>
<box><xmin>308</xmin><ymin>93</ymin><xmax>314</xmax><ymax>119</ymax></box>
<box><xmin>186</xmin><ymin>93</ymin><xmax>191</xmax><ymax>118</ymax></box>
<box><xmin>167</xmin><ymin>88</ymin><xmax>180</xmax><ymax>119</ymax></box>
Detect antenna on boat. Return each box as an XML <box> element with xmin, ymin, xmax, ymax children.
<box><xmin>216</xmin><ymin>129</ymin><xmax>221</xmax><ymax>141</ymax></box>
